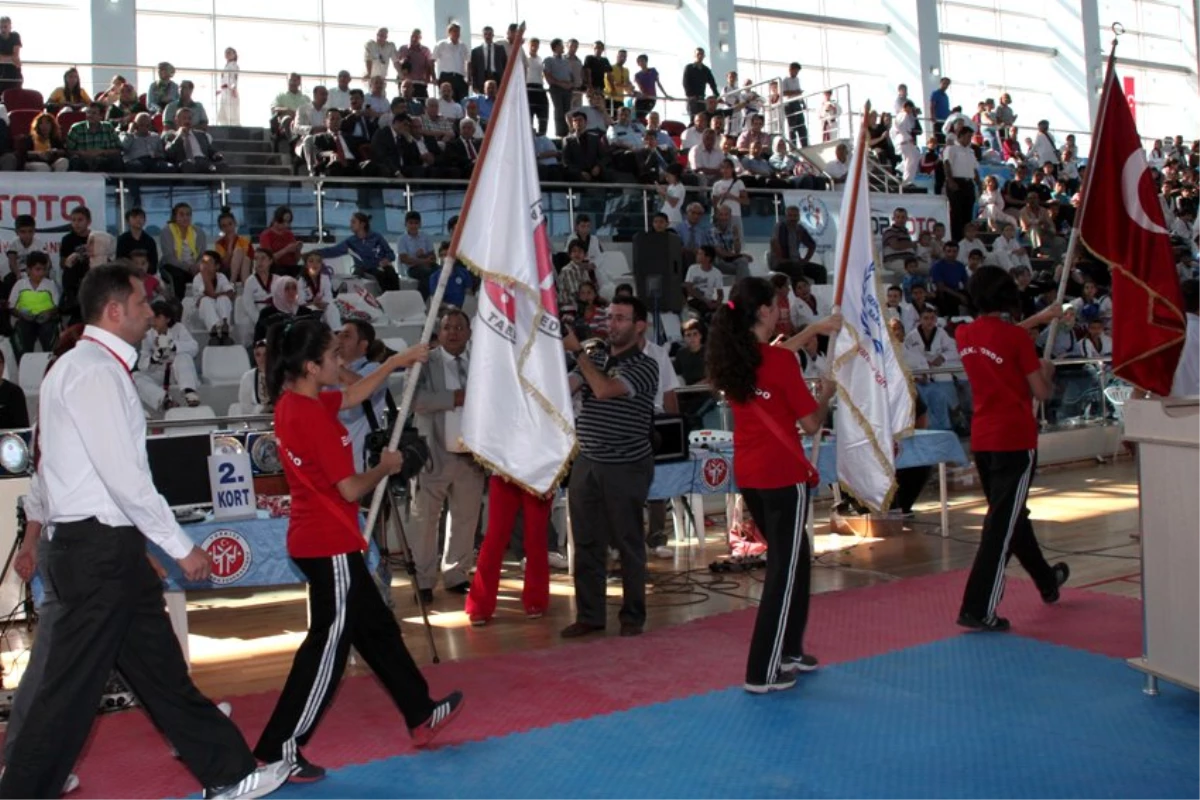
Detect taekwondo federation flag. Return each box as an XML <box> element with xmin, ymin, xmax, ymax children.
<box><xmin>829</xmin><ymin>141</ymin><xmax>915</xmax><ymax>513</ymax></box>
<box><xmin>1078</xmin><ymin>61</ymin><xmax>1185</xmax><ymax>396</ymax></box>
<box><xmin>453</xmin><ymin>41</ymin><xmax>576</xmax><ymax>494</ymax></box>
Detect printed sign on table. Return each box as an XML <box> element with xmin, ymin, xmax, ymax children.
<box><xmin>208</xmin><ymin>451</ymin><xmax>257</xmax><ymax>521</ymax></box>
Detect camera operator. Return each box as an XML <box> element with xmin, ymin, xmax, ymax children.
<box><xmin>560</xmin><ymin>296</ymin><xmax>659</xmax><ymax>639</ymax></box>
<box><xmin>254</xmin><ymin>317</ymin><xmax>464</xmax><ymax>779</ymax></box>
<box><xmin>334</xmin><ymin>320</ymin><xmax>391</xmax><ymax>470</ymax></box>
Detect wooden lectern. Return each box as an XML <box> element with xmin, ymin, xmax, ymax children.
<box><xmin>1123</xmin><ymin>397</ymin><xmax>1199</xmax><ymax>695</ymax></box>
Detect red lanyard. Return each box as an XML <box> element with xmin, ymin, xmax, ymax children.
<box><xmin>82</xmin><ymin>335</ymin><xmax>135</xmax><ymax>382</ymax></box>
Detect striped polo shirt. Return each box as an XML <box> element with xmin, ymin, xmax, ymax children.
<box><xmin>575</xmin><ymin>347</ymin><xmax>659</xmax><ymax>464</ymax></box>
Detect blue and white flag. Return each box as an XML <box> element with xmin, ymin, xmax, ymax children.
<box><xmin>830</xmin><ymin>141</ymin><xmax>915</xmax><ymax>513</ymax></box>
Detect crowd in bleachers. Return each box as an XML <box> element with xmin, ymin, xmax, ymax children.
<box><xmin>1</xmin><ymin>11</ymin><xmax>1199</xmax><ymax>436</ymax></box>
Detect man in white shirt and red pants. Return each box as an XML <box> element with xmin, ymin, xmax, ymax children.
<box><xmin>0</xmin><ymin>263</ymin><xmax>287</xmax><ymax>800</ymax></box>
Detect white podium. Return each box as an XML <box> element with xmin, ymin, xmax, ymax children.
<box><xmin>1123</xmin><ymin>397</ymin><xmax>1199</xmax><ymax>695</ymax></box>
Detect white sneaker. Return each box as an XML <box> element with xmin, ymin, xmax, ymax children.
<box><xmin>203</xmin><ymin>760</ymin><xmax>290</xmax><ymax>800</ymax></box>
<box><xmin>547</xmin><ymin>552</ymin><xmax>569</xmax><ymax>570</ymax></box>
<box><xmin>652</xmin><ymin>545</ymin><xmax>673</xmax><ymax>559</ymax></box>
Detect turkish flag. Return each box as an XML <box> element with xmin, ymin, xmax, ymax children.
<box><xmin>1079</xmin><ymin>66</ymin><xmax>1186</xmax><ymax>396</ymax></box>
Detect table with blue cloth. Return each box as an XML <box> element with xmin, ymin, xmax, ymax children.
<box><xmin>147</xmin><ymin>511</ymin><xmax>383</xmax><ymax>667</ymax></box>
<box><xmin>646</xmin><ymin>429</ymin><xmax>969</xmax><ymax>548</ymax></box>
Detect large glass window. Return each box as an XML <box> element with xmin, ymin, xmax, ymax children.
<box><xmin>2</xmin><ymin>0</ymin><xmax>92</xmax><ymax>98</ymax></box>
<box><xmin>1098</xmin><ymin>0</ymin><xmax>1194</xmax><ymax>68</ymax></box>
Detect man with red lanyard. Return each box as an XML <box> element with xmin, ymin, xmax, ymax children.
<box><xmin>705</xmin><ymin>276</ymin><xmax>838</xmax><ymax>694</ymax></box>
<box><xmin>253</xmin><ymin>317</ymin><xmax>464</xmax><ymax>780</ymax></box>
<box><xmin>0</xmin><ymin>264</ymin><xmax>288</xmax><ymax>800</ymax></box>
<box><xmin>954</xmin><ymin>265</ymin><xmax>1069</xmax><ymax>631</ymax></box>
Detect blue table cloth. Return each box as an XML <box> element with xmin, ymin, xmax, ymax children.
<box><xmin>648</xmin><ymin>429</ymin><xmax>967</xmax><ymax>499</ymax></box>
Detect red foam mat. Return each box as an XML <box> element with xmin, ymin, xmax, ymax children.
<box><xmin>10</xmin><ymin>570</ymin><xmax>1142</xmax><ymax>799</ymax></box>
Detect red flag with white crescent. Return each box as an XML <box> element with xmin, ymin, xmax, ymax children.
<box><xmin>1078</xmin><ymin>65</ymin><xmax>1185</xmax><ymax>396</ymax></box>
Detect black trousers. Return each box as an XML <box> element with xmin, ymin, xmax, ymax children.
<box><xmin>772</xmin><ymin>260</ymin><xmax>828</xmax><ymax>286</ymax></box>
<box><xmin>959</xmin><ymin>450</ymin><xmax>1056</xmax><ymax>620</ymax></box>
<box><xmin>160</xmin><ymin>262</ymin><xmax>193</xmax><ymax>301</ymax></box>
<box><xmin>946</xmin><ymin>180</ymin><xmax>976</xmax><ymax>242</ymax></box>
<box><xmin>0</xmin><ymin>521</ymin><xmax>256</xmax><ymax>798</ymax></box>
<box><xmin>254</xmin><ymin>551</ymin><xmax>434</xmax><ymax>763</ymax></box>
<box><xmin>784</xmin><ymin>100</ymin><xmax>808</xmax><ymax>146</ymax></box>
<box><xmin>12</xmin><ymin>318</ymin><xmax>58</xmax><ymax>362</ymax></box>
<box><xmin>527</xmin><ymin>85</ymin><xmax>549</xmax><ymax>135</ymax></box>
<box><xmin>741</xmin><ymin>483</ymin><xmax>811</xmax><ymax>685</ymax></box>
<box><xmin>568</xmin><ymin>454</ymin><xmax>654</xmax><ymax>627</ymax></box>
<box><xmin>439</xmin><ymin>72</ymin><xmax>468</xmax><ymax>102</ymax></box>
<box><xmin>892</xmin><ymin>465</ymin><xmax>932</xmax><ymax>514</ymax></box>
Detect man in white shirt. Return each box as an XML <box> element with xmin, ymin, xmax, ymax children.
<box><xmin>679</xmin><ymin>112</ymin><xmax>708</xmax><ymax>151</ymax></box>
<box><xmin>1171</xmin><ymin>279</ymin><xmax>1199</xmax><ymax>397</ymax></box>
<box><xmin>364</xmin><ymin>28</ymin><xmax>397</xmax><ymax>80</ymax></box>
<box><xmin>893</xmin><ymin>83</ymin><xmax>909</xmax><ymax>115</ymax></box>
<box><xmin>824</xmin><ymin>142</ymin><xmax>850</xmax><ymax>183</ymax></box>
<box><xmin>435</xmin><ymin>81</ymin><xmax>464</xmax><ymax>121</ymax></box>
<box><xmin>4</xmin><ymin>214</ymin><xmax>47</xmax><ymax>279</ymax></box>
<box><xmin>410</xmin><ymin>309</ymin><xmax>485</xmax><ymax>599</ymax></box>
<box><xmin>326</xmin><ymin>71</ymin><xmax>353</xmax><ymax>111</ymax></box>
<box><xmin>683</xmin><ymin>245</ymin><xmax>725</xmax><ymax>314</ymax></box>
<box><xmin>336</xmin><ymin>320</ymin><xmax>390</xmax><ymax>470</ymax></box>
<box><xmin>1031</xmin><ymin>120</ymin><xmax>1059</xmax><ymax>167</ymax></box>
<box><xmin>0</xmin><ymin>263</ymin><xmax>288</xmax><ymax>800</ymax></box>
<box><xmin>943</xmin><ymin>125</ymin><xmax>980</xmax><ymax>241</ymax></box>
<box><xmin>432</xmin><ymin>23</ymin><xmax>470</xmax><ymax>102</ymax></box>
<box><xmin>891</xmin><ymin>100</ymin><xmax>920</xmax><ymax>185</ymax></box>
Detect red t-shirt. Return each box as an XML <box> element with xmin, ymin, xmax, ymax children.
<box><xmin>274</xmin><ymin>390</ymin><xmax>365</xmax><ymax>558</ymax></box>
<box><xmin>259</xmin><ymin>227</ymin><xmax>299</xmax><ymax>268</ymax></box>
<box><xmin>955</xmin><ymin>316</ymin><xmax>1039</xmax><ymax>451</ymax></box>
<box><xmin>729</xmin><ymin>343</ymin><xmax>820</xmax><ymax>489</ymax></box>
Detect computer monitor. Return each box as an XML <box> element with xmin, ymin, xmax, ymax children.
<box><xmin>146</xmin><ymin>433</ymin><xmax>213</xmax><ymax>509</ymax></box>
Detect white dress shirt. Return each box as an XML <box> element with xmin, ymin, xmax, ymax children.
<box><xmin>365</xmin><ymin>40</ymin><xmax>397</xmax><ymax>78</ymax></box>
<box><xmin>438</xmin><ymin>348</ymin><xmax>469</xmax><ymax>451</ymax></box>
<box><xmin>642</xmin><ymin>340</ymin><xmax>680</xmax><ymax>413</ymax></box>
<box><xmin>433</xmin><ymin>39</ymin><xmax>470</xmax><ymax>75</ymax></box>
<box><xmin>327</xmin><ymin>87</ymin><xmax>352</xmax><ymax>111</ymax></box>
<box><xmin>39</xmin><ymin>325</ymin><xmax>194</xmax><ymax>560</ymax></box>
<box><xmin>943</xmin><ymin>143</ymin><xmax>978</xmax><ymax>179</ymax></box>
<box><xmin>1171</xmin><ymin>313</ymin><xmax>1199</xmax><ymax>397</ymax></box>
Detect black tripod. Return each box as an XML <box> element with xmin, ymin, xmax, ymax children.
<box><xmin>370</xmin><ymin>478</ymin><xmax>440</xmax><ymax>664</ymax></box>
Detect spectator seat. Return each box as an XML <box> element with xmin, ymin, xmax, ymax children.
<box><xmin>201</xmin><ymin>346</ymin><xmax>251</xmax><ymax>386</ymax></box>
<box><xmin>55</xmin><ymin>108</ymin><xmax>85</xmax><ymax>130</ymax></box>
<box><xmin>7</xmin><ymin>109</ymin><xmax>37</xmax><ymax>146</ymax></box>
<box><xmin>660</xmin><ymin>120</ymin><xmax>686</xmax><ymax>138</ymax></box>
<box><xmin>163</xmin><ymin>405</ymin><xmax>218</xmax><ymax>437</ymax></box>
<box><xmin>17</xmin><ymin>352</ymin><xmax>51</xmax><ymax>395</ymax></box>
<box><xmin>0</xmin><ymin>339</ymin><xmax>16</xmax><ymax>381</ymax></box>
<box><xmin>378</xmin><ymin>290</ymin><xmax>427</xmax><ymax>325</ymax></box>
<box><xmin>152</xmin><ymin>113</ymin><xmax>164</xmax><ymax>133</ymax></box>
<box><xmin>1</xmin><ymin>88</ymin><xmax>43</xmax><ymax>111</ymax></box>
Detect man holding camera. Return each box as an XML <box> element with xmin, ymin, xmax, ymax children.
<box><xmin>410</xmin><ymin>310</ymin><xmax>485</xmax><ymax>601</ymax></box>
<box><xmin>336</xmin><ymin>320</ymin><xmax>391</xmax><ymax>471</ymax></box>
<box><xmin>561</xmin><ymin>296</ymin><xmax>659</xmax><ymax>639</ymax></box>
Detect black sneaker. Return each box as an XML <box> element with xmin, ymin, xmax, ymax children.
<box><xmin>780</xmin><ymin>654</ymin><xmax>819</xmax><ymax>674</ymax></box>
<box><xmin>560</xmin><ymin>621</ymin><xmax>605</xmax><ymax>639</ymax></box>
<box><xmin>445</xmin><ymin>581</ymin><xmax>471</xmax><ymax>595</ymax></box>
<box><xmin>288</xmin><ymin>752</ymin><xmax>326</xmax><ymax>783</ymax></box>
<box><xmin>1041</xmin><ymin>562</ymin><xmax>1070</xmax><ymax>604</ymax></box>
<box><xmin>410</xmin><ymin>690</ymin><xmax>465</xmax><ymax>748</ymax></box>
<box><xmin>744</xmin><ymin>675</ymin><xmax>797</xmax><ymax>694</ymax></box>
<box><xmin>956</xmin><ymin>613</ymin><xmax>1011</xmax><ymax>632</ymax></box>
<box><xmin>418</xmin><ymin>588</ymin><xmax>434</xmax><ymax>604</ymax></box>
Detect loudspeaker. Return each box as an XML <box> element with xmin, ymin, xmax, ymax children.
<box><xmin>632</xmin><ymin>231</ymin><xmax>684</xmax><ymax>314</ymax></box>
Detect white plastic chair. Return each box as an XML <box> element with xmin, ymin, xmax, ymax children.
<box><xmin>17</xmin><ymin>352</ymin><xmax>51</xmax><ymax>394</ymax></box>
<box><xmin>163</xmin><ymin>405</ymin><xmax>218</xmax><ymax>437</ymax></box>
<box><xmin>227</xmin><ymin>402</ymin><xmax>246</xmax><ymax>417</ymax></box>
<box><xmin>378</xmin><ymin>290</ymin><xmax>427</xmax><ymax>325</ymax></box>
<box><xmin>201</xmin><ymin>346</ymin><xmax>251</xmax><ymax>386</ymax></box>
<box><xmin>382</xmin><ymin>337</ymin><xmax>409</xmax><ymax>353</ymax></box>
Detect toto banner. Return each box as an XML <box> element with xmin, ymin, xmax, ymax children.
<box><xmin>782</xmin><ymin>189</ymin><xmax>949</xmax><ymax>263</ymax></box>
<box><xmin>0</xmin><ymin>173</ymin><xmax>108</xmax><ymax>261</ymax></box>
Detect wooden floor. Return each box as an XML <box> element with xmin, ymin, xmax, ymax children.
<box><xmin>0</xmin><ymin>459</ymin><xmax>1142</xmax><ymax>699</ymax></box>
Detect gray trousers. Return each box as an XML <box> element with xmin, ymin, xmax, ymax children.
<box><xmin>715</xmin><ymin>257</ymin><xmax>751</xmax><ymax>280</ymax></box>
<box><xmin>568</xmin><ymin>454</ymin><xmax>655</xmax><ymax>627</ymax></box>
<box><xmin>5</xmin><ymin>538</ymin><xmax>53</xmax><ymax>764</ymax></box>
<box><xmin>409</xmin><ymin>453</ymin><xmax>485</xmax><ymax>590</ymax></box>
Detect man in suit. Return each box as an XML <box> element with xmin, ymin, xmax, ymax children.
<box><xmin>443</xmin><ymin>119</ymin><xmax>480</xmax><ymax>177</ymax></box>
<box><xmin>469</xmin><ymin>26</ymin><xmax>506</xmax><ymax>94</ymax></box>
<box><xmin>410</xmin><ymin>309</ymin><xmax>485</xmax><ymax>601</ymax></box>
<box><xmin>339</xmin><ymin>89</ymin><xmax>378</xmax><ymax>158</ymax></box>
<box><xmin>562</xmin><ymin>111</ymin><xmax>611</xmax><ymax>182</ymax></box>
<box><xmin>163</xmin><ymin>108</ymin><xmax>226</xmax><ymax>173</ymax></box>
<box><xmin>305</xmin><ymin>108</ymin><xmax>364</xmax><ymax>176</ymax></box>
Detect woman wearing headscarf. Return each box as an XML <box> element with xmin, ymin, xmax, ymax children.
<box><xmin>254</xmin><ymin>276</ymin><xmax>315</xmax><ymax>342</ymax></box>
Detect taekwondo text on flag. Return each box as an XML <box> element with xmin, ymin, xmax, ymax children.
<box><xmin>829</xmin><ymin>133</ymin><xmax>915</xmax><ymax>513</ymax></box>
<box><xmin>452</xmin><ymin>40</ymin><xmax>576</xmax><ymax>494</ymax></box>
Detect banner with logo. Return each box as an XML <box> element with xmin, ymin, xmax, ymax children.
<box><xmin>782</xmin><ymin>190</ymin><xmax>948</xmax><ymax>264</ymax></box>
<box><xmin>146</xmin><ymin>515</ymin><xmax>384</xmax><ymax>591</ymax></box>
<box><xmin>0</xmin><ymin>173</ymin><xmax>109</xmax><ymax>262</ymax></box>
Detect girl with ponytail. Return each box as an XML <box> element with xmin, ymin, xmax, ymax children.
<box><xmin>254</xmin><ymin>318</ymin><xmax>465</xmax><ymax>778</ymax></box>
<box><xmin>705</xmin><ymin>276</ymin><xmax>839</xmax><ymax>694</ymax></box>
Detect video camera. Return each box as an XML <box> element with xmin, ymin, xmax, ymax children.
<box><xmin>365</xmin><ymin>426</ymin><xmax>432</xmax><ymax>487</ymax></box>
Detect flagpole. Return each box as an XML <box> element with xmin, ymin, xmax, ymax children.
<box><xmin>362</xmin><ymin>24</ymin><xmax>533</xmax><ymax>540</ymax></box>
<box><xmin>1041</xmin><ymin>31</ymin><xmax>1120</xmax><ymax>360</ymax></box>
<box><xmin>808</xmin><ymin>101</ymin><xmax>871</xmax><ymax>475</ymax></box>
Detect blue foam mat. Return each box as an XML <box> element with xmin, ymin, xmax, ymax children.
<box><xmin>267</xmin><ymin>636</ymin><xmax>1199</xmax><ymax>799</ymax></box>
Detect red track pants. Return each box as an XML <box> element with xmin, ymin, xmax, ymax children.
<box><xmin>465</xmin><ymin>476</ymin><xmax>554</xmax><ymax>621</ymax></box>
